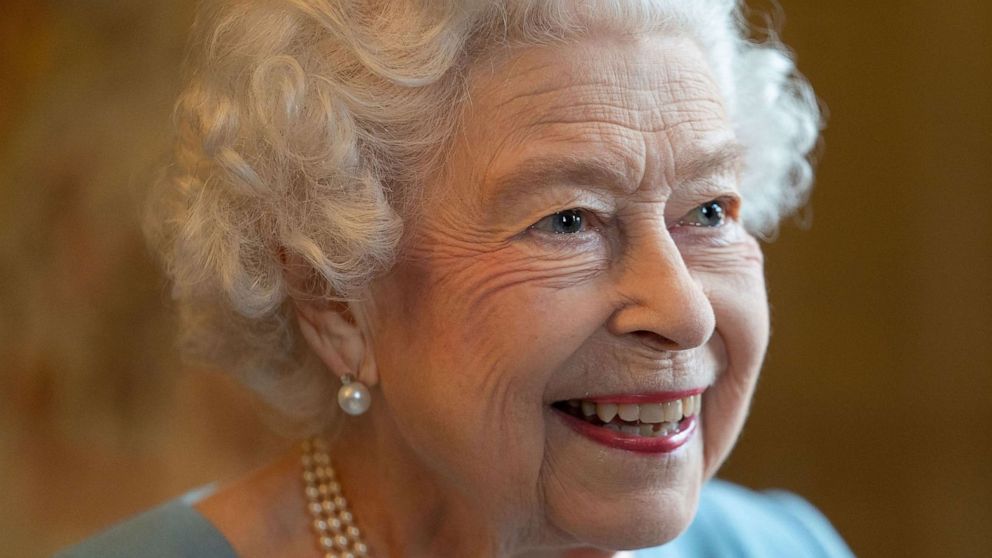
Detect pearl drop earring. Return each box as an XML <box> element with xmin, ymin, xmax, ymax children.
<box><xmin>337</xmin><ymin>374</ymin><xmax>371</xmax><ymax>416</ymax></box>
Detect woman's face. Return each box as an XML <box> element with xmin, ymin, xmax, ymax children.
<box><xmin>367</xmin><ymin>34</ymin><xmax>769</xmax><ymax>550</ymax></box>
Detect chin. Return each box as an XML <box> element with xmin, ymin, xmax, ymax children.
<box><xmin>538</xmin><ymin>402</ymin><xmax>708</xmax><ymax>551</ymax></box>
<box><xmin>552</xmin><ymin>482</ymin><xmax>702</xmax><ymax>552</ymax></box>
<box><xmin>540</xmin><ymin>444</ymin><xmax>704</xmax><ymax>551</ymax></box>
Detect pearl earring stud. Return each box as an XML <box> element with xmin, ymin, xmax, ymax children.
<box><xmin>337</xmin><ymin>374</ymin><xmax>371</xmax><ymax>416</ymax></box>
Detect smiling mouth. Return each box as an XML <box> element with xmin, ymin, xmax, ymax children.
<box><xmin>552</xmin><ymin>393</ymin><xmax>701</xmax><ymax>438</ymax></box>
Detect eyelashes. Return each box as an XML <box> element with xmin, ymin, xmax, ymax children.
<box><xmin>528</xmin><ymin>198</ymin><xmax>734</xmax><ymax>239</ymax></box>
<box><xmin>676</xmin><ymin>199</ymin><xmax>730</xmax><ymax>228</ymax></box>
<box><xmin>530</xmin><ymin>209</ymin><xmax>591</xmax><ymax>235</ymax></box>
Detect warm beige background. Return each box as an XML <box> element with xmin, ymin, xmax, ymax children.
<box><xmin>2</xmin><ymin>2</ymin><xmax>990</xmax><ymax>557</ymax></box>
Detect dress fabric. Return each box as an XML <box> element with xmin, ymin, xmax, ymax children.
<box><xmin>54</xmin><ymin>479</ymin><xmax>854</xmax><ymax>557</ymax></box>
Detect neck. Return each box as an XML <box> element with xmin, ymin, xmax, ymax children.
<box><xmin>195</xmin><ymin>449</ymin><xmax>319</xmax><ymax>558</ymax></box>
<box><xmin>327</xmin><ymin>411</ymin><xmax>620</xmax><ymax>558</ymax></box>
<box><xmin>330</xmin><ymin>411</ymin><xmax>499</xmax><ymax>557</ymax></box>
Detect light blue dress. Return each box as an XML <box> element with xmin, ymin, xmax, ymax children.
<box><xmin>55</xmin><ymin>479</ymin><xmax>854</xmax><ymax>557</ymax></box>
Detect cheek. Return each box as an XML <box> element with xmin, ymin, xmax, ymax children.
<box><xmin>368</xmin><ymin>242</ymin><xmax>610</xmax><ymax>510</ymax></box>
<box><xmin>398</xmin><ymin>239</ymin><xmax>610</xmax><ymax>386</ymax></box>
<box><xmin>686</xmin><ymin>238</ymin><xmax>769</xmax><ymax>476</ymax></box>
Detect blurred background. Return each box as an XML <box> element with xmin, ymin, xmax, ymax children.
<box><xmin>1</xmin><ymin>1</ymin><xmax>989</xmax><ymax>556</ymax></box>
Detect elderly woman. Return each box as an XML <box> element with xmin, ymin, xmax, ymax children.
<box><xmin>60</xmin><ymin>0</ymin><xmax>851</xmax><ymax>556</ymax></box>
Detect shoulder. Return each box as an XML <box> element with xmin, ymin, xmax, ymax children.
<box><xmin>53</xmin><ymin>490</ymin><xmax>237</xmax><ymax>558</ymax></box>
<box><xmin>635</xmin><ymin>479</ymin><xmax>855</xmax><ymax>558</ymax></box>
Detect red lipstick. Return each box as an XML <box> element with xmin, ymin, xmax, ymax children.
<box><xmin>555</xmin><ymin>410</ymin><xmax>697</xmax><ymax>453</ymax></box>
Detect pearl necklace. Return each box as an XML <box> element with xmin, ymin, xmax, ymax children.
<box><xmin>301</xmin><ymin>437</ymin><xmax>370</xmax><ymax>558</ymax></box>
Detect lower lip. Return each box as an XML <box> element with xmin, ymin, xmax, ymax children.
<box><xmin>554</xmin><ymin>409</ymin><xmax>698</xmax><ymax>454</ymax></box>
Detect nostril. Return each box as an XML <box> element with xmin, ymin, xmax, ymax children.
<box><xmin>632</xmin><ymin>330</ymin><xmax>677</xmax><ymax>351</ymax></box>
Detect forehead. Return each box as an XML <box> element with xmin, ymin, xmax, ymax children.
<box><xmin>455</xmin><ymin>34</ymin><xmax>735</xmax><ymax>202</ymax></box>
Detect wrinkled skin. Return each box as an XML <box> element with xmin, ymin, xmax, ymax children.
<box><xmin>194</xmin><ymin>32</ymin><xmax>770</xmax><ymax>558</ymax></box>
<box><xmin>329</xmin><ymin>33</ymin><xmax>772</xmax><ymax>557</ymax></box>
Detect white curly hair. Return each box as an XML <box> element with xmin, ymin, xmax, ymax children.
<box><xmin>147</xmin><ymin>0</ymin><xmax>821</xmax><ymax>432</ymax></box>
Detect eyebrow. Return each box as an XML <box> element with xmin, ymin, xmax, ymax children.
<box><xmin>486</xmin><ymin>140</ymin><xmax>746</xmax><ymax>212</ymax></box>
<box><xmin>675</xmin><ymin>140</ymin><xmax>746</xmax><ymax>185</ymax></box>
<box><xmin>486</xmin><ymin>154</ymin><xmax>631</xmax><ymax>212</ymax></box>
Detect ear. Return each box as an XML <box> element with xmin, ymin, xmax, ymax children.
<box><xmin>294</xmin><ymin>298</ymin><xmax>379</xmax><ymax>388</ymax></box>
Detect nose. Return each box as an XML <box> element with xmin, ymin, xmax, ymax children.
<box><xmin>606</xmin><ymin>230</ymin><xmax>716</xmax><ymax>352</ymax></box>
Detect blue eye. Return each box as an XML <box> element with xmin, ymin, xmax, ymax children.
<box><xmin>679</xmin><ymin>200</ymin><xmax>727</xmax><ymax>228</ymax></box>
<box><xmin>532</xmin><ymin>209</ymin><xmax>586</xmax><ymax>234</ymax></box>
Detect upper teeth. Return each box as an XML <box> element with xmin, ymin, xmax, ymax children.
<box><xmin>575</xmin><ymin>394</ymin><xmax>702</xmax><ymax>424</ymax></box>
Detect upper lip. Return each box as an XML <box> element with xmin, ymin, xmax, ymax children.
<box><xmin>552</xmin><ymin>386</ymin><xmax>708</xmax><ymax>405</ymax></box>
<box><xmin>548</xmin><ymin>352</ymin><xmax>718</xmax><ymax>405</ymax></box>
